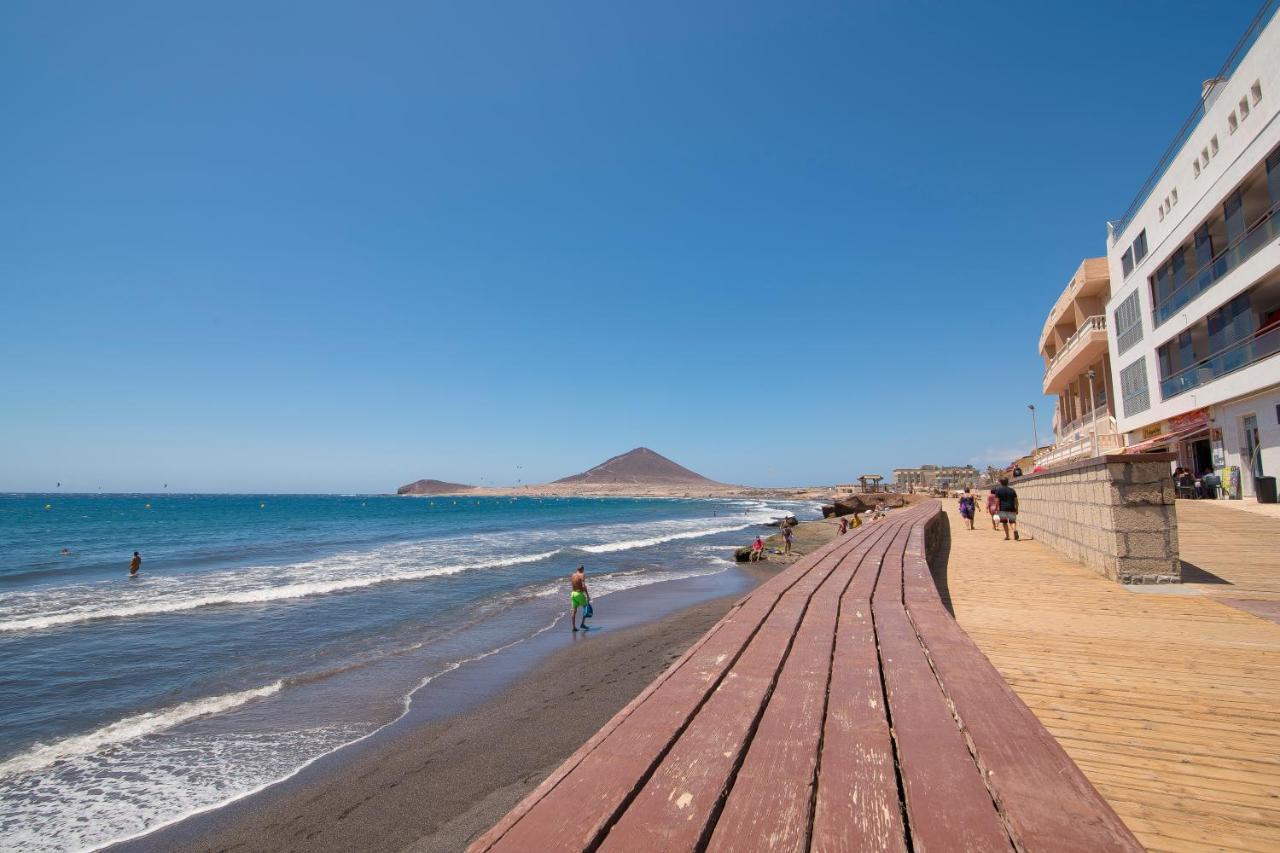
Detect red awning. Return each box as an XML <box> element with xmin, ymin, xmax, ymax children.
<box><xmin>1123</xmin><ymin>423</ymin><xmax>1209</xmax><ymax>454</ymax></box>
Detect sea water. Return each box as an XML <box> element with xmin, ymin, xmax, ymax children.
<box><xmin>0</xmin><ymin>493</ymin><xmax>812</xmax><ymax>851</ymax></box>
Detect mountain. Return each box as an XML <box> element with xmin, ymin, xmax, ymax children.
<box><xmin>553</xmin><ymin>447</ymin><xmax>723</xmax><ymax>486</ymax></box>
<box><xmin>396</xmin><ymin>479</ymin><xmax>475</xmax><ymax>495</ymax></box>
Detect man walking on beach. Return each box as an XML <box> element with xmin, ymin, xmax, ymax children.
<box><xmin>569</xmin><ymin>565</ymin><xmax>590</xmax><ymax>632</ymax></box>
<box><xmin>129</xmin><ymin>551</ymin><xmax>142</xmax><ymax>577</ymax></box>
<box><xmin>993</xmin><ymin>478</ymin><xmax>1020</xmax><ymax>541</ymax></box>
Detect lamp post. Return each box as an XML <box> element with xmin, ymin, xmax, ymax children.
<box><xmin>1028</xmin><ymin>404</ymin><xmax>1039</xmax><ymax>455</ymax></box>
<box><xmin>1086</xmin><ymin>368</ymin><xmax>1099</xmax><ymax>455</ymax></box>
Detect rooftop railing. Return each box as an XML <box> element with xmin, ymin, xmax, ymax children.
<box><xmin>1160</xmin><ymin>322</ymin><xmax>1280</xmax><ymax>399</ymax></box>
<box><xmin>1153</xmin><ymin>200</ymin><xmax>1280</xmax><ymax>327</ymax></box>
<box><xmin>1111</xmin><ymin>0</ymin><xmax>1280</xmax><ymax>239</ymax></box>
<box><xmin>1045</xmin><ymin>315</ymin><xmax>1106</xmax><ymax>374</ymax></box>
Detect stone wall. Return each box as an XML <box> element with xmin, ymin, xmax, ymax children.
<box><xmin>1006</xmin><ymin>453</ymin><xmax>1180</xmax><ymax>584</ymax></box>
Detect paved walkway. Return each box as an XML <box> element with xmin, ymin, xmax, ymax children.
<box><xmin>941</xmin><ymin>502</ymin><xmax>1280</xmax><ymax>852</ymax></box>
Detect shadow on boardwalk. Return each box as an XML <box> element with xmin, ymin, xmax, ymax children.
<box><xmin>927</xmin><ymin>510</ymin><xmax>954</xmax><ymax>617</ymax></box>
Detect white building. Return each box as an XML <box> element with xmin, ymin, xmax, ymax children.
<box><xmin>1037</xmin><ymin>258</ymin><xmax>1123</xmax><ymax>467</ymax></box>
<box><xmin>1104</xmin><ymin>9</ymin><xmax>1280</xmax><ymax>499</ymax></box>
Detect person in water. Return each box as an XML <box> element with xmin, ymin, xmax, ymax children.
<box><xmin>129</xmin><ymin>551</ymin><xmax>142</xmax><ymax>577</ymax></box>
<box><xmin>569</xmin><ymin>565</ymin><xmax>590</xmax><ymax>632</ymax></box>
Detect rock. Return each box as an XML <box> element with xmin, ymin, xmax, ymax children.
<box><xmin>734</xmin><ymin>546</ymin><xmax>755</xmax><ymax>563</ymax></box>
<box><xmin>765</xmin><ymin>514</ymin><xmax>799</xmax><ymax>527</ymax></box>
<box><xmin>821</xmin><ymin>505</ymin><xmax>836</xmax><ymax>518</ymax></box>
<box><xmin>397</xmin><ymin>479</ymin><xmax>475</xmax><ymax>495</ymax></box>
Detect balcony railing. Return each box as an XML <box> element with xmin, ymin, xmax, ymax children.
<box><xmin>1057</xmin><ymin>411</ymin><xmax>1117</xmax><ymax>440</ymax></box>
<box><xmin>1034</xmin><ymin>432</ymin><xmax>1127</xmax><ymax>467</ymax></box>
<box><xmin>1045</xmin><ymin>315</ymin><xmax>1106</xmax><ymax>374</ymax></box>
<box><xmin>1160</xmin><ymin>322</ymin><xmax>1280</xmax><ymax>399</ymax></box>
<box><xmin>1153</xmin><ymin>200</ymin><xmax>1280</xmax><ymax>327</ymax></box>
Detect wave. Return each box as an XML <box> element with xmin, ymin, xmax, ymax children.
<box><xmin>0</xmin><ymin>681</ymin><xmax>283</xmax><ymax>780</ymax></box>
<box><xmin>0</xmin><ymin>550</ymin><xmax>559</xmax><ymax>634</ymax></box>
<box><xmin>576</xmin><ymin>522</ymin><xmax>753</xmax><ymax>553</ymax></box>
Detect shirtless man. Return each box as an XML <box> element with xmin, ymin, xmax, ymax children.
<box><xmin>129</xmin><ymin>551</ymin><xmax>142</xmax><ymax>577</ymax></box>
<box><xmin>569</xmin><ymin>565</ymin><xmax>590</xmax><ymax>632</ymax></box>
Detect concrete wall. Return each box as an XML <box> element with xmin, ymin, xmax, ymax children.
<box><xmin>1008</xmin><ymin>453</ymin><xmax>1181</xmax><ymax>584</ymax></box>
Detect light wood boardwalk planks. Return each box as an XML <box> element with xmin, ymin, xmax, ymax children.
<box><xmin>939</xmin><ymin>500</ymin><xmax>1280</xmax><ymax>852</ymax></box>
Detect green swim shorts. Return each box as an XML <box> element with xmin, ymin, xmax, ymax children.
<box><xmin>571</xmin><ymin>590</ymin><xmax>588</xmax><ymax>609</ymax></box>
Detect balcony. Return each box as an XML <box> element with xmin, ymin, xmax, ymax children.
<box><xmin>1034</xmin><ymin>432</ymin><xmax>1126</xmax><ymax>468</ymax></box>
<box><xmin>1153</xmin><ymin>199</ymin><xmax>1280</xmax><ymax>327</ymax></box>
<box><xmin>1043</xmin><ymin>315</ymin><xmax>1107</xmax><ymax>395</ymax></box>
<box><xmin>1160</xmin><ymin>322</ymin><xmax>1280</xmax><ymax>399</ymax></box>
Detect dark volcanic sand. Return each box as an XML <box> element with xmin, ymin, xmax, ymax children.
<box><xmin>116</xmin><ymin>593</ymin><xmax>752</xmax><ymax>853</ymax></box>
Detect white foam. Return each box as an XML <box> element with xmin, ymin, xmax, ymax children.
<box><xmin>577</xmin><ymin>522</ymin><xmax>753</xmax><ymax>553</ymax></box>
<box><xmin>0</xmin><ymin>681</ymin><xmax>283</xmax><ymax>780</ymax></box>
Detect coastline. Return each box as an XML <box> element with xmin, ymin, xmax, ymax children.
<box><xmin>112</xmin><ymin>566</ymin><xmax>775</xmax><ymax>853</ymax></box>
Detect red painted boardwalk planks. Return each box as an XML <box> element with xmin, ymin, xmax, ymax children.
<box><xmin>706</xmin><ymin>522</ymin><xmax>905</xmax><ymax>853</ymax></box>
<box><xmin>596</xmin><ymin>523</ymin><xmax>908</xmax><ymax>851</ymax></box>
<box><xmin>810</xmin><ymin>523</ymin><xmax>908</xmax><ymax>853</ymax></box>
<box><xmin>872</xmin><ymin>524</ymin><xmax>1012</xmax><ymax>853</ymax></box>
<box><xmin>901</xmin><ymin>509</ymin><xmax>1143</xmax><ymax>852</ymax></box>
<box><xmin>472</xmin><ymin>513</ymin><xmax>884</xmax><ymax>852</ymax></box>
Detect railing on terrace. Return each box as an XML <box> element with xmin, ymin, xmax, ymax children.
<box><xmin>1045</xmin><ymin>315</ymin><xmax>1106</xmax><ymax>374</ymax></box>
<box><xmin>1058</xmin><ymin>411</ymin><xmax>1117</xmax><ymax>439</ymax></box>
<box><xmin>1153</xmin><ymin>200</ymin><xmax>1280</xmax><ymax>326</ymax></box>
<box><xmin>1034</xmin><ymin>432</ymin><xmax>1126</xmax><ymax>467</ymax></box>
<box><xmin>1160</xmin><ymin>322</ymin><xmax>1280</xmax><ymax>399</ymax></box>
<box><xmin>1112</xmin><ymin>0</ymin><xmax>1280</xmax><ymax>239</ymax></box>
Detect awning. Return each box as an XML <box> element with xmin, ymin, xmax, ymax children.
<box><xmin>1123</xmin><ymin>423</ymin><xmax>1209</xmax><ymax>454</ymax></box>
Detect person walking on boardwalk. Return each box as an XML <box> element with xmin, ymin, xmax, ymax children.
<box><xmin>985</xmin><ymin>489</ymin><xmax>1000</xmax><ymax>531</ymax></box>
<box><xmin>569</xmin><ymin>565</ymin><xmax>590</xmax><ymax>632</ymax></box>
<box><xmin>128</xmin><ymin>551</ymin><xmax>142</xmax><ymax>577</ymax></box>
<box><xmin>781</xmin><ymin>521</ymin><xmax>793</xmax><ymax>556</ymax></box>
<box><xmin>993</xmin><ymin>478</ymin><xmax>1020</xmax><ymax>541</ymax></box>
<box><xmin>958</xmin><ymin>489</ymin><xmax>976</xmax><ymax>530</ymax></box>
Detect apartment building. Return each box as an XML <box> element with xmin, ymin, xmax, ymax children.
<box><xmin>892</xmin><ymin>465</ymin><xmax>978</xmax><ymax>490</ymax></box>
<box><xmin>1037</xmin><ymin>259</ymin><xmax>1122</xmax><ymax>466</ymax></box>
<box><xmin>1105</xmin><ymin>8</ymin><xmax>1280</xmax><ymax>498</ymax></box>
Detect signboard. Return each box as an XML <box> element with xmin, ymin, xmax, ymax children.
<box><xmin>1141</xmin><ymin>423</ymin><xmax>1163</xmax><ymax>439</ymax></box>
<box><xmin>1168</xmin><ymin>408</ymin><xmax>1210</xmax><ymax>432</ymax></box>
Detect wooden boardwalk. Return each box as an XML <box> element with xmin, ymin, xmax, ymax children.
<box><xmin>470</xmin><ymin>503</ymin><xmax>1139</xmax><ymax>852</ymax></box>
<box><xmin>940</xmin><ymin>500</ymin><xmax>1280</xmax><ymax>852</ymax></box>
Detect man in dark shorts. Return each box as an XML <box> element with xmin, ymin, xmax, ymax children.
<box><xmin>129</xmin><ymin>551</ymin><xmax>142</xmax><ymax>576</ymax></box>
<box><xmin>993</xmin><ymin>478</ymin><xmax>1019</xmax><ymax>541</ymax></box>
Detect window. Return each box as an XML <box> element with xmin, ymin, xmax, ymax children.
<box><xmin>1253</xmin><ymin>80</ymin><xmax>1263</xmax><ymax>105</ymax></box>
<box><xmin>1133</xmin><ymin>229</ymin><xmax>1148</xmax><ymax>265</ymax></box>
<box><xmin>1194</xmin><ymin>159</ymin><xmax>1202</xmax><ymax>178</ymax></box>
<box><xmin>1159</xmin><ymin>207</ymin><xmax>1166</xmax><ymax>222</ymax></box>
<box><xmin>1121</xmin><ymin>357</ymin><xmax>1151</xmax><ymax>417</ymax></box>
<box><xmin>1171</xmin><ymin>188</ymin><xmax>1178</xmax><ymax>206</ymax></box>
<box><xmin>1115</xmin><ymin>291</ymin><xmax>1144</xmax><ymax>355</ymax></box>
<box><xmin>1211</xmin><ymin>136</ymin><xmax>1219</xmax><ymax>156</ymax></box>
<box><xmin>1121</xmin><ymin>246</ymin><xmax>1134</xmax><ymax>278</ymax></box>
<box><xmin>1202</xmin><ymin>148</ymin><xmax>1211</xmax><ymax>166</ymax></box>
<box><xmin>1240</xmin><ymin>96</ymin><xmax>1250</xmax><ymax>120</ymax></box>
<box><xmin>1230</xmin><ymin>112</ymin><xmax>1239</xmax><ymax>134</ymax></box>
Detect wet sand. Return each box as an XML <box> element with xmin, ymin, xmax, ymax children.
<box><xmin>115</xmin><ymin>579</ymin><xmax>771</xmax><ymax>853</ymax></box>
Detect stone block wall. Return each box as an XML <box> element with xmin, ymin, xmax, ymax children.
<box><xmin>1004</xmin><ymin>453</ymin><xmax>1180</xmax><ymax>584</ymax></box>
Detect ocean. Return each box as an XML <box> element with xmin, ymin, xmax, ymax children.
<box><xmin>0</xmin><ymin>493</ymin><xmax>814</xmax><ymax>852</ymax></box>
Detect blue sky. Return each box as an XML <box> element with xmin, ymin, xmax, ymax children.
<box><xmin>0</xmin><ymin>1</ymin><xmax>1265</xmax><ymax>491</ymax></box>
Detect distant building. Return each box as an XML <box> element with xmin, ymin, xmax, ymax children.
<box><xmin>893</xmin><ymin>465</ymin><xmax>978</xmax><ymax>490</ymax></box>
<box><xmin>1036</xmin><ymin>258</ymin><xmax>1125</xmax><ymax>467</ymax></box>
<box><xmin>1104</xmin><ymin>10</ymin><xmax>1280</xmax><ymax>497</ymax></box>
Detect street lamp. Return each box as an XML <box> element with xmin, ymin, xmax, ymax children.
<box><xmin>1086</xmin><ymin>368</ymin><xmax>1099</xmax><ymax>454</ymax></box>
<box><xmin>1028</xmin><ymin>404</ymin><xmax>1039</xmax><ymax>454</ymax></box>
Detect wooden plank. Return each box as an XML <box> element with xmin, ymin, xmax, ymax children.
<box><xmin>809</xmin><ymin>516</ymin><xmax>908</xmax><ymax>853</ymax></box>
<box><xmin>596</xmin><ymin>520</ymin><xmax>913</xmax><ymax>851</ymax></box>
<box><xmin>472</xmin><ymin>531</ymin><xmax>863</xmax><ymax>852</ymax></box>
<box><xmin>706</xmin><ymin>521</ymin><xmax>904</xmax><ymax>852</ymax></box>
<box><xmin>872</xmin><ymin>523</ymin><xmax>1012</xmax><ymax>853</ymax></box>
<box><xmin>900</xmin><ymin>512</ymin><xmax>1150</xmax><ymax>852</ymax></box>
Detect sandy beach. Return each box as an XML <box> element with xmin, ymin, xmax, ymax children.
<box><xmin>113</xmin><ymin>568</ymin><xmax>776</xmax><ymax>853</ymax></box>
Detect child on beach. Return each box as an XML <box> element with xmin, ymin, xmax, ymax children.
<box><xmin>958</xmin><ymin>489</ymin><xmax>976</xmax><ymax>530</ymax></box>
<box><xmin>837</xmin><ymin>517</ymin><xmax>848</xmax><ymax>536</ymax></box>
<box><xmin>986</xmin><ymin>489</ymin><xmax>1000</xmax><ymax>530</ymax></box>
